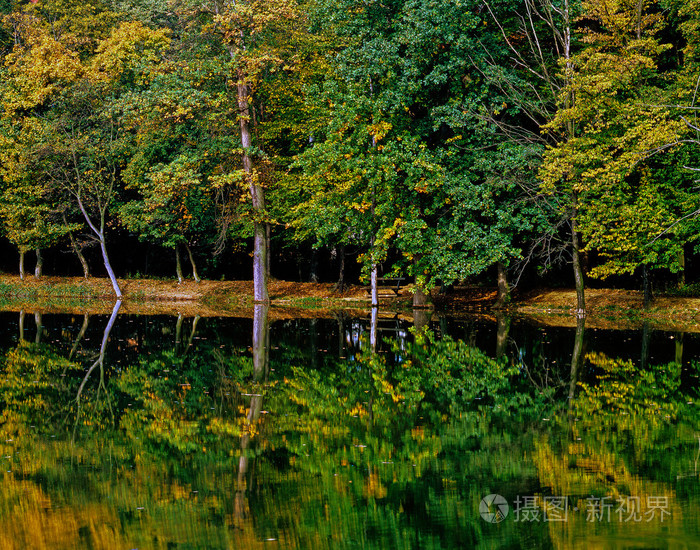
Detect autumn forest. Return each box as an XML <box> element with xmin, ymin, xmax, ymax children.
<box><xmin>1</xmin><ymin>0</ymin><xmax>699</xmax><ymax>307</ymax></box>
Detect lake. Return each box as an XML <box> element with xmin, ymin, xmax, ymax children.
<box><xmin>0</xmin><ymin>305</ymin><xmax>698</xmax><ymax>549</ymax></box>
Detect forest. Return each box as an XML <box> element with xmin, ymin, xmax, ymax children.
<box><xmin>0</xmin><ymin>0</ymin><xmax>699</xmax><ymax>308</ymax></box>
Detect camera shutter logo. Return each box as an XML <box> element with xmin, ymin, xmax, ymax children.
<box><xmin>480</xmin><ymin>494</ymin><xmax>509</xmax><ymax>523</ymax></box>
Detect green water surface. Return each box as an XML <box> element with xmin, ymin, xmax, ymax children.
<box><xmin>0</xmin><ymin>307</ymin><xmax>698</xmax><ymax>549</ymax></box>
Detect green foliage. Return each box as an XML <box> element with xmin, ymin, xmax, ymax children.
<box><xmin>0</xmin><ymin>0</ymin><xmax>699</xmax><ymax>291</ymax></box>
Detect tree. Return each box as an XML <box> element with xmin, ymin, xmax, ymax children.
<box><xmin>540</xmin><ymin>0</ymin><xmax>688</xmax><ymax>303</ymax></box>
<box><xmin>120</xmin><ymin>156</ymin><xmax>215</xmax><ymax>283</ymax></box>
<box><xmin>196</xmin><ymin>0</ymin><xmax>302</xmax><ymax>301</ymax></box>
<box><xmin>0</xmin><ymin>7</ymin><xmax>86</xmax><ymax>278</ymax></box>
<box><xmin>482</xmin><ymin>0</ymin><xmax>589</xmax><ymax>312</ymax></box>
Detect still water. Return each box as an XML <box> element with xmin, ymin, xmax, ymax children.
<box><xmin>0</xmin><ymin>305</ymin><xmax>698</xmax><ymax>549</ymax></box>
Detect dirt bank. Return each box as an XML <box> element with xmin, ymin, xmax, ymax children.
<box><xmin>3</xmin><ymin>275</ymin><xmax>700</xmax><ymax>331</ymax></box>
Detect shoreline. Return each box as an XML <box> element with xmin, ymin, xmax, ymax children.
<box><xmin>2</xmin><ymin>275</ymin><xmax>700</xmax><ymax>330</ymax></box>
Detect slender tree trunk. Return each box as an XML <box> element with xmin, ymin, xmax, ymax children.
<box><xmin>236</xmin><ymin>68</ymin><xmax>268</xmax><ymax>303</ymax></box>
<box><xmin>412</xmin><ymin>285</ymin><xmax>430</xmax><ymax>308</ymax></box>
<box><xmin>641</xmin><ymin>321</ymin><xmax>650</xmax><ymax>370</ymax></box>
<box><xmin>19</xmin><ymin>310</ymin><xmax>25</xmax><ymax>341</ymax></box>
<box><xmin>675</xmin><ymin>332</ymin><xmax>684</xmax><ymax>366</ymax></box>
<box><xmin>34</xmin><ymin>248</ymin><xmax>42</xmax><ymax>279</ymax></box>
<box><xmin>19</xmin><ymin>250</ymin><xmax>25</xmax><ymax>281</ymax></box>
<box><xmin>337</xmin><ymin>312</ymin><xmax>346</xmax><ymax>359</ymax></box>
<box><xmin>367</xmin><ymin>307</ymin><xmax>377</xmax><ymax>427</ymax></box>
<box><xmin>34</xmin><ymin>312</ymin><xmax>43</xmax><ymax>344</ymax></box>
<box><xmin>494</xmin><ymin>261</ymin><xmax>509</xmax><ymax>309</ymax></box>
<box><xmin>571</xmin><ymin>211</ymin><xmax>585</xmax><ymax>314</ymax></box>
<box><xmin>310</xmin><ymin>318</ymin><xmax>318</xmax><ymax>369</ymax></box>
<box><xmin>74</xmin><ymin>239</ymin><xmax>90</xmax><ymax>278</ymax></box>
<box><xmin>235</xmin><ymin>303</ymin><xmax>269</xmax><ymax>523</ymax></box>
<box><xmin>370</xmin><ymin>262</ymin><xmax>378</xmax><ymax>308</ymax></box>
<box><xmin>175</xmin><ymin>245</ymin><xmax>184</xmax><ymax>284</ymax></box>
<box><xmin>678</xmin><ymin>248</ymin><xmax>686</xmax><ymax>288</ymax></box>
<box><xmin>175</xmin><ymin>313</ymin><xmax>183</xmax><ymax>350</ymax></box>
<box><xmin>635</xmin><ymin>0</ymin><xmax>643</xmax><ymax>39</ymax></box>
<box><xmin>185</xmin><ymin>243</ymin><xmax>201</xmax><ymax>283</ymax></box>
<box><xmin>98</xmin><ymin>235</ymin><xmax>122</xmax><ymax>299</ymax></box>
<box><xmin>266</xmin><ymin>223</ymin><xmax>271</xmax><ymax>280</ymax></box>
<box><xmin>643</xmin><ymin>264</ymin><xmax>653</xmax><ymax>308</ymax></box>
<box><xmin>65</xmin><ymin>213</ymin><xmax>89</xmax><ymax>278</ymax></box>
<box><xmin>309</xmin><ymin>248</ymin><xmax>319</xmax><ymax>283</ymax></box>
<box><xmin>187</xmin><ymin>315</ymin><xmax>201</xmax><ymax>348</ymax></box>
<box><xmin>76</xmin><ymin>195</ymin><xmax>121</xmax><ymax>298</ymax></box>
<box><xmin>334</xmin><ymin>245</ymin><xmax>346</xmax><ymax>292</ymax></box>
<box><xmin>76</xmin><ymin>300</ymin><xmax>121</xmax><ymax>402</ymax></box>
<box><xmin>69</xmin><ymin>313</ymin><xmax>90</xmax><ymax>360</ymax></box>
<box><xmin>568</xmin><ymin>315</ymin><xmax>586</xmax><ymax>410</ymax></box>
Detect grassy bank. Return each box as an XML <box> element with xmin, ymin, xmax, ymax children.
<box><xmin>3</xmin><ymin>274</ymin><xmax>700</xmax><ymax>328</ymax></box>
<box><xmin>0</xmin><ymin>274</ymin><xmax>390</xmax><ymax>315</ymax></box>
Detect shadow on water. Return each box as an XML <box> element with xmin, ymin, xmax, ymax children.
<box><xmin>0</xmin><ymin>306</ymin><xmax>697</xmax><ymax>548</ymax></box>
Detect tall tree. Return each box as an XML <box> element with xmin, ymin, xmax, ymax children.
<box><xmin>482</xmin><ymin>0</ymin><xmax>588</xmax><ymax>312</ymax></box>
<box><xmin>198</xmin><ymin>0</ymin><xmax>302</xmax><ymax>302</ymax></box>
<box><xmin>540</xmin><ymin>0</ymin><xmax>689</xmax><ymax>299</ymax></box>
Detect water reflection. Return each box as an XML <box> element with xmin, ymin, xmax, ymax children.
<box><xmin>0</xmin><ymin>309</ymin><xmax>697</xmax><ymax>549</ymax></box>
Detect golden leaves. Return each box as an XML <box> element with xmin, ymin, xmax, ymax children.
<box><xmin>88</xmin><ymin>21</ymin><xmax>170</xmax><ymax>84</ymax></box>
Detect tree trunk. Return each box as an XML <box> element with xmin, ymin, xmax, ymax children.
<box><xmin>34</xmin><ymin>312</ymin><xmax>43</xmax><ymax>344</ymax></box>
<box><xmin>337</xmin><ymin>312</ymin><xmax>346</xmax><ymax>359</ymax></box>
<box><xmin>412</xmin><ymin>286</ymin><xmax>430</xmax><ymax>308</ymax></box>
<box><xmin>65</xmin><ymin>213</ymin><xmax>90</xmax><ymax>278</ymax></box>
<box><xmin>641</xmin><ymin>321</ymin><xmax>650</xmax><ymax>370</ymax></box>
<box><xmin>235</xmin><ymin>305</ymin><xmax>269</xmax><ymax>525</ymax></box>
<box><xmin>185</xmin><ymin>243</ymin><xmax>201</xmax><ymax>283</ymax></box>
<box><xmin>412</xmin><ymin>256</ymin><xmax>431</xmax><ymax>308</ymax></box>
<box><xmin>19</xmin><ymin>250</ymin><xmax>25</xmax><ymax>281</ymax></box>
<box><xmin>494</xmin><ymin>261</ymin><xmax>509</xmax><ymax>309</ymax></box>
<box><xmin>236</xmin><ymin>68</ymin><xmax>268</xmax><ymax>303</ymax></box>
<box><xmin>187</xmin><ymin>315</ymin><xmax>201</xmax><ymax>348</ymax></box>
<box><xmin>643</xmin><ymin>264</ymin><xmax>653</xmax><ymax>308</ymax></box>
<box><xmin>99</xmin><ymin>235</ymin><xmax>122</xmax><ymax>299</ymax></box>
<box><xmin>413</xmin><ymin>308</ymin><xmax>431</xmax><ymax>332</ymax></box>
<box><xmin>266</xmin><ymin>223</ymin><xmax>271</xmax><ymax>280</ymax></box>
<box><xmin>635</xmin><ymin>0</ymin><xmax>643</xmax><ymax>39</ymax></box>
<box><xmin>69</xmin><ymin>313</ymin><xmax>90</xmax><ymax>360</ymax></box>
<box><xmin>175</xmin><ymin>245</ymin><xmax>184</xmax><ymax>284</ymax></box>
<box><xmin>76</xmin><ymin>300</ymin><xmax>121</xmax><ymax>402</ymax></box>
<box><xmin>675</xmin><ymin>332</ymin><xmax>684</xmax><ymax>366</ymax></box>
<box><xmin>568</xmin><ymin>315</ymin><xmax>586</xmax><ymax>408</ymax></box>
<box><xmin>175</xmin><ymin>313</ymin><xmax>183</xmax><ymax>350</ymax></box>
<box><xmin>34</xmin><ymin>248</ymin><xmax>43</xmax><ymax>279</ymax></box>
<box><xmin>74</xmin><ymin>239</ymin><xmax>90</xmax><ymax>278</ymax></box>
<box><xmin>19</xmin><ymin>310</ymin><xmax>25</xmax><ymax>341</ymax></box>
<box><xmin>571</xmin><ymin>212</ymin><xmax>585</xmax><ymax>314</ymax></box>
<box><xmin>309</xmin><ymin>247</ymin><xmax>319</xmax><ymax>283</ymax></box>
<box><xmin>370</xmin><ymin>262</ymin><xmax>378</xmax><ymax>308</ymax></box>
<box><xmin>334</xmin><ymin>244</ymin><xmax>346</xmax><ymax>292</ymax></box>
<box><xmin>496</xmin><ymin>314</ymin><xmax>510</xmax><ymax>359</ymax></box>
<box><xmin>310</xmin><ymin>318</ymin><xmax>318</xmax><ymax>369</ymax></box>
<box><xmin>76</xmin><ymin>194</ymin><xmax>121</xmax><ymax>298</ymax></box>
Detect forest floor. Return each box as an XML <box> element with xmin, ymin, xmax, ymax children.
<box><xmin>2</xmin><ymin>275</ymin><xmax>700</xmax><ymax>330</ymax></box>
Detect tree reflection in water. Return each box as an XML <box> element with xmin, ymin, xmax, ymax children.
<box><xmin>0</xmin><ymin>311</ymin><xmax>696</xmax><ymax>548</ymax></box>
